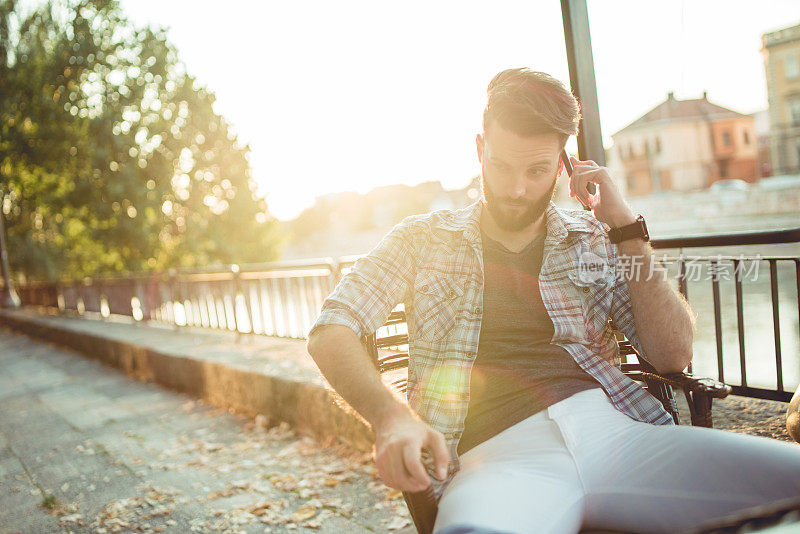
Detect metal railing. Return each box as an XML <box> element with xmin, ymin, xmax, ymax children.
<box><xmin>11</xmin><ymin>226</ymin><xmax>800</xmax><ymax>402</ymax></box>
<box><xmin>651</xmin><ymin>227</ymin><xmax>800</xmax><ymax>402</ymax></box>
<box><xmin>16</xmin><ymin>259</ymin><xmax>341</xmax><ymax>339</ymax></box>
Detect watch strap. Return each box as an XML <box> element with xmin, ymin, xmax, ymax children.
<box><xmin>608</xmin><ymin>214</ymin><xmax>649</xmax><ymax>244</ymax></box>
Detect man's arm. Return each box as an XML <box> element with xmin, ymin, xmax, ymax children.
<box><xmin>307</xmin><ymin>324</ymin><xmax>448</xmax><ymax>492</ymax></box>
<box><xmin>306</xmin><ymin>219</ymin><xmax>449</xmax><ymax>492</ymax></box>
<box><xmin>308</xmin><ymin>324</ymin><xmax>409</xmax><ymax>427</ymax></box>
<box><xmin>565</xmin><ymin>155</ymin><xmax>695</xmax><ymax>375</ymax></box>
<box><xmin>609</xmin><ymin>216</ymin><xmax>696</xmax><ymax>374</ymax></box>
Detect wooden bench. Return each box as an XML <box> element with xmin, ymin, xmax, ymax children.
<box><xmin>363</xmin><ymin>311</ymin><xmax>732</xmax><ymax>534</ymax></box>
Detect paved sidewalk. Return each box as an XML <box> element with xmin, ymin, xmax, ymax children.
<box><xmin>0</xmin><ymin>307</ymin><xmax>381</xmax><ymax>454</ymax></box>
<box><xmin>0</xmin><ymin>327</ymin><xmax>414</xmax><ymax>533</ymax></box>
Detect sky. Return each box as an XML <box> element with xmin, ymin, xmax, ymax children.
<box><xmin>119</xmin><ymin>0</ymin><xmax>800</xmax><ymax>220</ymax></box>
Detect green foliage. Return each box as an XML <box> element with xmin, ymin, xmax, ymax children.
<box><xmin>40</xmin><ymin>493</ymin><xmax>58</xmax><ymax>510</ymax></box>
<box><xmin>0</xmin><ymin>0</ymin><xmax>282</xmax><ymax>282</ymax></box>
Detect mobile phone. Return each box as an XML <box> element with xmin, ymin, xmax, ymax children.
<box><xmin>560</xmin><ymin>149</ymin><xmax>595</xmax><ymax>211</ymax></box>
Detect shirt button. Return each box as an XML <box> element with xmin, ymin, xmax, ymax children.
<box><xmin>421</xmin><ymin>284</ymin><xmax>429</xmax><ymax>292</ymax></box>
<box><xmin>582</xmin><ymin>287</ymin><xmax>590</xmax><ymax>293</ymax></box>
<box><xmin>475</xmin><ymin>306</ymin><xmax>482</xmax><ymax>314</ymax></box>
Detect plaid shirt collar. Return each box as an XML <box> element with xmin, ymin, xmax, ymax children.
<box><xmin>429</xmin><ymin>199</ymin><xmax>598</xmax><ymax>253</ymax></box>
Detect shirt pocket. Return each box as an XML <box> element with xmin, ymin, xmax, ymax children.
<box><xmin>412</xmin><ymin>271</ymin><xmax>466</xmax><ymax>342</ymax></box>
<box><xmin>567</xmin><ymin>268</ymin><xmax>615</xmax><ymax>329</ymax></box>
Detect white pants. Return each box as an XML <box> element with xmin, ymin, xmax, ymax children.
<box><xmin>434</xmin><ymin>388</ymin><xmax>800</xmax><ymax>534</ymax></box>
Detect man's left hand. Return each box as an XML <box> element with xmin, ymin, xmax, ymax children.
<box><xmin>568</xmin><ymin>155</ymin><xmax>637</xmax><ymax>227</ymax></box>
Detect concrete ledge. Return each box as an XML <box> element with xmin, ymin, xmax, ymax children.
<box><xmin>0</xmin><ymin>307</ymin><xmax>376</xmax><ymax>453</ymax></box>
<box><xmin>2</xmin><ymin>307</ymin><xmax>797</xmax><ymax>446</ymax></box>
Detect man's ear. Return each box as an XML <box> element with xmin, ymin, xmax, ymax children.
<box><xmin>557</xmin><ymin>154</ymin><xmax>565</xmax><ymax>175</ymax></box>
<box><xmin>476</xmin><ymin>133</ymin><xmax>484</xmax><ymax>163</ymax></box>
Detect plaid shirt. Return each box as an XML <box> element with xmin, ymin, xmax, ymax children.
<box><xmin>310</xmin><ymin>200</ymin><xmax>675</xmax><ymax>499</ymax></box>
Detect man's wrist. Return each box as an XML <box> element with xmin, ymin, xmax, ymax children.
<box><xmin>371</xmin><ymin>399</ymin><xmax>416</xmax><ymax>432</ymax></box>
<box><xmin>607</xmin><ymin>211</ymin><xmax>638</xmax><ymax>228</ymax></box>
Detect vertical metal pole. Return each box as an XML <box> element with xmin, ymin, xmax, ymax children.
<box><xmin>677</xmin><ymin>256</ymin><xmax>692</xmax><ymax>374</ymax></box>
<box><xmin>768</xmin><ymin>259</ymin><xmax>783</xmax><ymax>392</ymax></box>
<box><xmin>710</xmin><ymin>260</ymin><xmax>724</xmax><ymax>383</ymax></box>
<box><xmin>561</xmin><ymin>0</ymin><xmax>603</xmax><ymax>208</ymax></box>
<box><xmin>733</xmin><ymin>259</ymin><xmax>747</xmax><ymax>387</ymax></box>
<box><xmin>0</xmin><ymin>186</ymin><xmax>20</xmax><ymax>308</ymax></box>
<box><xmin>233</xmin><ymin>268</ymin><xmax>242</xmax><ymax>342</ymax></box>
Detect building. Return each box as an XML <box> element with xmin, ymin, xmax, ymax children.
<box><xmin>753</xmin><ymin>109</ymin><xmax>773</xmax><ymax>178</ymax></box>
<box><xmin>762</xmin><ymin>21</ymin><xmax>800</xmax><ymax>176</ymax></box>
<box><xmin>607</xmin><ymin>92</ymin><xmax>759</xmax><ymax>196</ymax></box>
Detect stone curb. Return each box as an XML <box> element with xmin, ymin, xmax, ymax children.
<box><xmin>0</xmin><ymin>308</ymin><xmax>376</xmax><ymax>453</ymax></box>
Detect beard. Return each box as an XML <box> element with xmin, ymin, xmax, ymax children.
<box><xmin>480</xmin><ymin>165</ymin><xmax>558</xmax><ymax>232</ymax></box>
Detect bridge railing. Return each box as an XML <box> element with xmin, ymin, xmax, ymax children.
<box><xmin>651</xmin><ymin>227</ymin><xmax>800</xmax><ymax>402</ymax></box>
<box><xmin>11</xmin><ymin>226</ymin><xmax>800</xmax><ymax>402</ymax></box>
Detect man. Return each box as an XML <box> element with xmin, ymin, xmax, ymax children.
<box><xmin>307</xmin><ymin>68</ymin><xmax>800</xmax><ymax>533</ymax></box>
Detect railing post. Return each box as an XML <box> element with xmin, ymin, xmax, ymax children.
<box><xmin>0</xmin><ymin>184</ymin><xmax>20</xmax><ymax>308</ymax></box>
<box><xmin>232</xmin><ymin>264</ymin><xmax>247</xmax><ymax>342</ymax></box>
<box><xmin>769</xmin><ymin>259</ymin><xmax>784</xmax><ymax>392</ymax></box>
<box><xmin>98</xmin><ymin>278</ymin><xmax>107</xmax><ymax>320</ymax></box>
<box><xmin>56</xmin><ymin>281</ymin><xmax>65</xmax><ymax>312</ymax></box>
<box><xmin>330</xmin><ymin>258</ymin><xmax>342</xmax><ymax>290</ymax></box>
<box><xmin>795</xmin><ymin>259</ymin><xmax>800</xmax><ymax>357</ymax></box>
<box><xmin>677</xmin><ymin>253</ymin><xmax>692</xmax><ymax>374</ymax></box>
<box><xmin>168</xmin><ymin>269</ymin><xmax>178</xmax><ymax>330</ymax></box>
<box><xmin>733</xmin><ymin>259</ymin><xmax>747</xmax><ymax>387</ymax></box>
<box><xmin>710</xmin><ymin>259</ymin><xmax>724</xmax><ymax>383</ymax></box>
<box><xmin>241</xmin><ymin>269</ymin><xmax>256</xmax><ymax>337</ymax></box>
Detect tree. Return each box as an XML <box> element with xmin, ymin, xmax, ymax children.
<box><xmin>0</xmin><ymin>0</ymin><xmax>281</xmax><ymax>282</ymax></box>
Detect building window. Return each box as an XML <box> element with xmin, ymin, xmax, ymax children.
<box><xmin>651</xmin><ymin>170</ymin><xmax>661</xmax><ymax>190</ymax></box>
<box><xmin>791</xmin><ymin>100</ymin><xmax>800</xmax><ymax>126</ymax></box>
<box><xmin>626</xmin><ymin>175</ymin><xmax>636</xmax><ymax>191</ymax></box>
<box><xmin>722</xmin><ymin>131</ymin><xmax>732</xmax><ymax>147</ymax></box>
<box><xmin>786</xmin><ymin>55</ymin><xmax>800</xmax><ymax>80</ymax></box>
<box><xmin>655</xmin><ymin>137</ymin><xmax>661</xmax><ymax>153</ymax></box>
<box><xmin>744</xmin><ymin>131</ymin><xmax>750</xmax><ymax>145</ymax></box>
<box><xmin>719</xmin><ymin>160</ymin><xmax>729</xmax><ymax>178</ymax></box>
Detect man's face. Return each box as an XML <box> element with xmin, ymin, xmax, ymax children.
<box><xmin>477</xmin><ymin>122</ymin><xmax>563</xmax><ymax>232</ymax></box>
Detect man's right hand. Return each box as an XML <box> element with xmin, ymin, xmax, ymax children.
<box><xmin>373</xmin><ymin>409</ymin><xmax>450</xmax><ymax>493</ymax></box>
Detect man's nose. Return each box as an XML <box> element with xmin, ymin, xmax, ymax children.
<box><xmin>507</xmin><ymin>176</ymin><xmax>526</xmax><ymax>199</ymax></box>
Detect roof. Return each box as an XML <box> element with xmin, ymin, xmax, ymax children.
<box><xmin>615</xmin><ymin>93</ymin><xmax>747</xmax><ymax>135</ymax></box>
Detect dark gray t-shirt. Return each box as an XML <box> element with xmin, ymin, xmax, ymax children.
<box><xmin>457</xmin><ymin>229</ymin><xmax>602</xmax><ymax>456</ymax></box>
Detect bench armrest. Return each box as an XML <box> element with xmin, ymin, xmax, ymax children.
<box><xmin>637</xmin><ymin>370</ymin><xmax>732</xmax><ymax>428</ymax></box>
<box><xmin>639</xmin><ymin>371</ymin><xmax>732</xmax><ymax>399</ymax></box>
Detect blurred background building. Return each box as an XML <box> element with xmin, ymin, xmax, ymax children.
<box><xmin>607</xmin><ymin>92</ymin><xmax>761</xmax><ymax>196</ymax></box>
<box><xmin>762</xmin><ymin>22</ymin><xmax>800</xmax><ymax>176</ymax></box>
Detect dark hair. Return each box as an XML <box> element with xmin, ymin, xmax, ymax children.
<box><xmin>482</xmin><ymin>68</ymin><xmax>581</xmax><ymax>148</ymax></box>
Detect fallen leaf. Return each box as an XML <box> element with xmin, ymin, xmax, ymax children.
<box><xmin>386</xmin><ymin>489</ymin><xmax>403</xmax><ymax>500</ymax></box>
<box><xmin>387</xmin><ymin>516</ymin><xmax>411</xmax><ymax>530</ymax></box>
<box><xmin>290</xmin><ymin>504</ymin><xmax>317</xmax><ymax>522</ymax></box>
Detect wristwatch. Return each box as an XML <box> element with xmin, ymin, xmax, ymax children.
<box><xmin>608</xmin><ymin>214</ymin><xmax>649</xmax><ymax>244</ymax></box>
